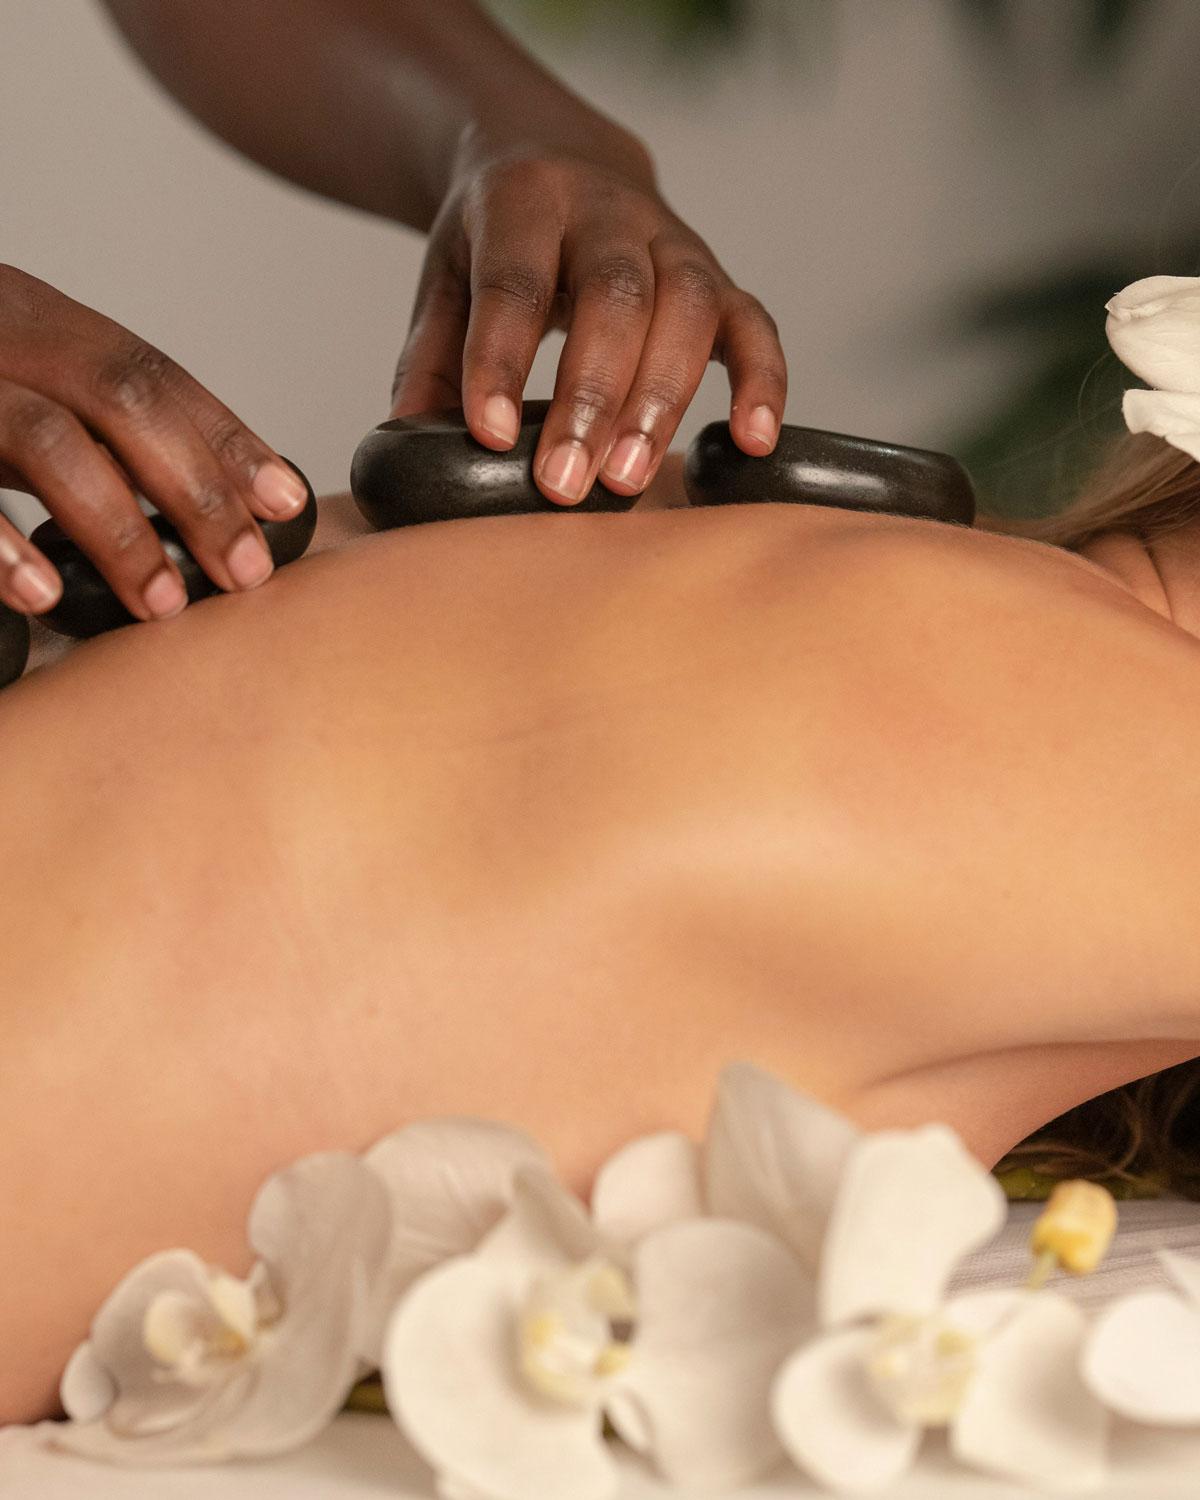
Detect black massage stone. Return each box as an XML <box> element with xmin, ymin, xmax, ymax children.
<box><xmin>33</xmin><ymin>461</ymin><xmax>318</xmax><ymax>640</ymax></box>
<box><xmin>685</xmin><ymin>423</ymin><xmax>976</xmax><ymax>526</ymax></box>
<box><xmin>350</xmin><ymin>400</ymin><xmax>638</xmax><ymax>530</ymax></box>
<box><xmin>0</xmin><ymin>603</ymin><xmax>30</xmax><ymax>690</ymax></box>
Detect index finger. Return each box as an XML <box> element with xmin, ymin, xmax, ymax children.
<box><xmin>716</xmin><ymin>292</ymin><xmax>789</xmax><ymax>455</ymax></box>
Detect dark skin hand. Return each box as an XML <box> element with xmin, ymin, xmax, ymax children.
<box><xmin>405</xmin><ymin>128</ymin><xmax>788</xmax><ymax>502</ymax></box>
<box><xmin>0</xmin><ymin>0</ymin><xmax>785</xmax><ymax>620</ymax></box>
<box><xmin>101</xmin><ymin>0</ymin><xmax>787</xmax><ymax>499</ymax></box>
<box><xmin>0</xmin><ymin>269</ymin><xmax>308</xmax><ymax>619</ymax></box>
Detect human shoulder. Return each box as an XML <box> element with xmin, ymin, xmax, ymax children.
<box><xmin>876</xmin><ymin>515</ymin><xmax>1196</xmax><ymax>645</ymax></box>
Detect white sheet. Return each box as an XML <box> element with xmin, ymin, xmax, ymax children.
<box><xmin>948</xmin><ymin>1197</ymin><xmax>1200</xmax><ymax>1308</ymax></box>
<box><xmin>4</xmin><ymin>1199</ymin><xmax>1200</xmax><ymax>1498</ymax></box>
<box><xmin>6</xmin><ymin>1405</ymin><xmax>1200</xmax><ymax>1499</ymax></box>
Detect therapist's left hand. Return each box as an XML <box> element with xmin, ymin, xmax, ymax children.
<box><xmin>390</xmin><ymin>137</ymin><xmax>787</xmax><ymax>506</ymax></box>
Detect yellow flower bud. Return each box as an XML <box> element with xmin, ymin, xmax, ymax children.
<box><xmin>1029</xmin><ymin>1180</ymin><xmax>1117</xmax><ymax>1281</ymax></box>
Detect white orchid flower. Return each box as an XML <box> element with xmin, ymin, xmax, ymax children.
<box><xmin>361</xmin><ymin>1117</ymin><xmax>551</xmax><ymax>1364</ymax></box>
<box><xmin>1106</xmin><ymin>275</ymin><xmax>1200</xmax><ymax>460</ymax></box>
<box><xmin>598</xmin><ymin>1062</ymin><xmax>992</xmax><ymax>1305</ymax></box>
<box><xmin>1119</xmin><ymin>388</ymin><xmax>1200</xmax><ymax>463</ymax></box>
<box><xmin>52</xmin><ymin>1152</ymin><xmax>390</xmax><ymax>1466</ymax></box>
<box><xmin>765</xmin><ymin>1122</ymin><xmax>1110</xmax><ymax>1494</ymax></box>
<box><xmin>1106</xmin><ymin>275</ymin><xmax>1200</xmax><ymax>395</ymax></box>
<box><xmin>383</xmin><ymin>1161</ymin><xmax>810</xmax><ymax>1500</ymax></box>
<box><xmin>623</xmin><ymin>1066</ymin><xmax>1103</xmax><ymax>1494</ymax></box>
<box><xmin>592</xmin><ymin>1061</ymin><xmax>860</xmax><ymax>1267</ymax></box>
<box><xmin>1082</xmin><ymin>1249</ymin><xmax>1200</xmax><ymax>1425</ymax></box>
<box><xmin>769</xmin><ymin>1128</ymin><xmax>1108</xmax><ymax>1495</ymax></box>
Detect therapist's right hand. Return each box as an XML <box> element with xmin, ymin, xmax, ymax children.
<box><xmin>0</xmin><ymin>264</ymin><xmax>309</xmax><ymax>620</ymax></box>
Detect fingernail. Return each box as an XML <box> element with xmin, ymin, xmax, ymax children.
<box><xmin>746</xmin><ymin>405</ymin><xmax>780</xmax><ymax>452</ymax></box>
<box><xmin>10</xmin><ymin>561</ymin><xmax>60</xmax><ymax>612</ymax></box>
<box><xmin>226</xmin><ymin>530</ymin><xmax>273</xmax><ymax>589</ymax></box>
<box><xmin>481</xmin><ymin>394</ymin><xmax>520</xmax><ymax>447</ymax></box>
<box><xmin>253</xmin><ymin>462</ymin><xmax>307</xmax><ymax>516</ymax></box>
<box><xmin>143</xmin><ymin>567</ymin><xmax>187</xmax><ymax>620</ymax></box>
<box><xmin>602</xmin><ymin>434</ymin><xmax>653</xmax><ymax>493</ymax></box>
<box><xmin>539</xmin><ymin>440</ymin><xmax>590</xmax><ymax>504</ymax></box>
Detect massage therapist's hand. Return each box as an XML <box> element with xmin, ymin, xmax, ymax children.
<box><xmin>0</xmin><ymin>264</ymin><xmax>308</xmax><ymax>620</ymax></box>
<box><xmin>391</xmin><ymin>137</ymin><xmax>789</xmax><ymax>506</ymax></box>
<box><xmin>96</xmin><ymin>0</ymin><xmax>783</xmax><ymax>508</ymax></box>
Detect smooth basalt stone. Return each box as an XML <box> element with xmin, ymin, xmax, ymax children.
<box><xmin>684</xmin><ymin>423</ymin><xmax>976</xmax><ymax>526</ymax></box>
<box><xmin>350</xmin><ymin>400</ymin><xmax>638</xmax><ymax>530</ymax></box>
<box><xmin>0</xmin><ymin>603</ymin><xmax>30</xmax><ymax>690</ymax></box>
<box><xmin>33</xmin><ymin>460</ymin><xmax>318</xmax><ymax>640</ymax></box>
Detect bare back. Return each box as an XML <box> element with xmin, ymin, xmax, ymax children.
<box><xmin>2</xmin><ymin>499</ymin><xmax>1199</xmax><ymax>1420</ymax></box>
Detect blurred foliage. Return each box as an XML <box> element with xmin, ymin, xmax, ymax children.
<box><xmin>954</xmin><ymin>0</ymin><xmax>1155</xmax><ymax>71</ymax></box>
<box><xmin>511</xmin><ymin>0</ymin><xmax>1154</xmax><ymax>54</ymax></box>
<box><xmin>510</xmin><ymin>0</ymin><xmax>748</xmax><ymax>46</ymax></box>
<box><xmin>946</xmin><ymin>3</ymin><xmax>1180</xmax><ymax>518</ymax></box>
<box><xmin>344</xmin><ymin>1374</ymin><xmax>388</xmax><ymax>1414</ymax></box>
<box><xmin>995</xmin><ymin>1163</ymin><xmax>1169</xmax><ymax>1201</ymax></box>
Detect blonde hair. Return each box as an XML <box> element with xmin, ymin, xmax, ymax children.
<box><xmin>993</xmin><ymin>432</ymin><xmax>1200</xmax><ymax>1198</ymax></box>
<box><xmin>1006</xmin><ymin>432</ymin><xmax>1200</xmax><ymax>549</ymax></box>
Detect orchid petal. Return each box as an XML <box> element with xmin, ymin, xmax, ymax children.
<box><xmin>953</xmin><ymin>1291</ymin><xmax>1108</xmax><ymax>1491</ymax></box>
<box><xmin>59</xmin><ymin>1250</ymin><xmax>218</xmax><ymax>1437</ymax></box>
<box><xmin>604</xmin><ymin>1389</ymin><xmax>653</xmax><ymax>1454</ymax></box>
<box><xmin>1121</xmin><ymin>389</ymin><xmax>1200</xmax><ymax>463</ymax></box>
<box><xmin>1159</xmin><ymin>1249</ymin><xmax>1200</xmax><ymax>1310</ymax></box>
<box><xmin>248</xmin><ymin>1151</ymin><xmax>390</xmax><ymax>1312</ymax></box>
<box><xmin>383</xmin><ymin>1256</ymin><xmax>616</xmax><ymax>1500</ymax></box>
<box><xmin>478</xmin><ymin>1167</ymin><xmax>600</xmax><ymax>1295</ymax></box>
<box><xmin>941</xmin><ymin>1287</ymin><xmax>1027</xmax><ymax>1340</ymax></box>
<box><xmin>439</xmin><ymin>1475</ymin><xmax>499</xmax><ymax>1500</ymax></box>
<box><xmin>365</xmin><ymin>1119</ymin><xmax>549</xmax><ymax>1302</ymax></box>
<box><xmin>590</xmin><ymin>1133</ymin><xmax>703</xmax><ymax>1245</ymax></box>
<box><xmin>56</xmin><ymin>1153</ymin><xmax>391</xmax><ymax>1464</ymax></box>
<box><xmin>1082</xmin><ymin>1290</ymin><xmax>1200</xmax><ymax>1426</ymax></box>
<box><xmin>772</xmin><ymin>1327</ymin><xmax>921</xmax><ymax>1495</ymax></box>
<box><xmin>617</xmin><ymin>1219</ymin><xmax>812</xmax><ymax>1489</ymax></box>
<box><xmin>141</xmin><ymin>1289</ymin><xmax>222</xmax><ymax>1368</ymax></box>
<box><xmin>819</xmin><ymin>1126</ymin><xmax>1006</xmax><ymax>1327</ymax></box>
<box><xmin>220</xmin><ymin>1153</ymin><xmax>392</xmax><ymax>1455</ymax></box>
<box><xmin>59</xmin><ymin>1342</ymin><xmax>116</xmax><ymax>1424</ymax></box>
<box><xmin>206</xmin><ymin>1273</ymin><xmax>259</xmax><ymax>1344</ymax></box>
<box><xmin>206</xmin><ymin>1267</ymin><xmax>372</xmax><ymax>1460</ymax></box>
<box><xmin>49</xmin><ymin>1374</ymin><xmax>252</xmax><ymax>1465</ymax></box>
<box><xmin>1106</xmin><ymin>276</ymin><xmax>1200</xmax><ymax>394</ymax></box>
<box><xmin>703</xmin><ymin>1063</ymin><xmax>859</xmax><ymax>1274</ymax></box>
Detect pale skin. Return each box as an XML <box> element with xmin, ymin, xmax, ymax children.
<box><xmin>3</xmin><ymin>468</ymin><xmax>1200</xmax><ymax>1424</ymax></box>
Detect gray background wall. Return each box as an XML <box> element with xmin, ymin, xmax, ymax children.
<box><xmin>3</xmin><ymin>0</ymin><xmax>1200</xmax><ymax>532</ymax></box>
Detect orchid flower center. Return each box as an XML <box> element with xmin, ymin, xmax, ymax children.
<box><xmin>517</xmin><ymin>1258</ymin><xmax>636</xmax><ymax>1407</ymax></box>
<box><xmin>143</xmin><ymin>1270</ymin><xmax>281</xmax><ymax>1387</ymax></box>
<box><xmin>864</xmin><ymin>1313</ymin><xmax>978</xmax><ymax>1426</ymax></box>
